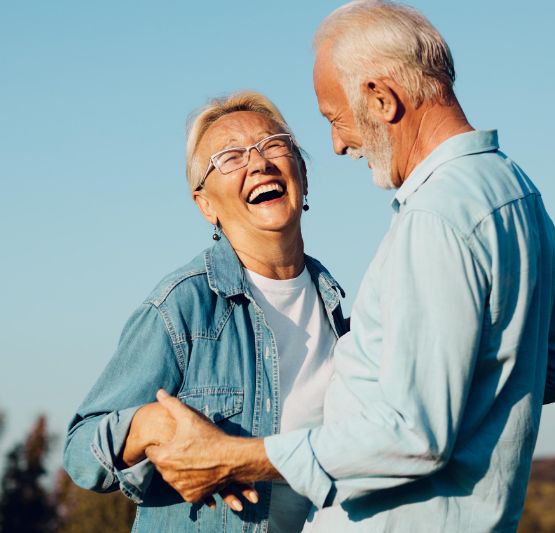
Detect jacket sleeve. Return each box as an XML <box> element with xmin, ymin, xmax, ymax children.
<box><xmin>63</xmin><ymin>302</ymin><xmax>183</xmax><ymax>503</ymax></box>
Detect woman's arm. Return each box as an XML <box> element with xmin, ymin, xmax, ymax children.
<box><xmin>64</xmin><ymin>303</ymin><xmax>182</xmax><ymax>502</ymax></box>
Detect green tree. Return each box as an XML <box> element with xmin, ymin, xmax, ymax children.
<box><xmin>53</xmin><ymin>469</ymin><xmax>135</xmax><ymax>533</ymax></box>
<box><xmin>0</xmin><ymin>415</ymin><xmax>55</xmax><ymax>533</ymax></box>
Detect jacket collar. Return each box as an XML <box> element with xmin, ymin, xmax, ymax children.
<box><xmin>204</xmin><ymin>234</ymin><xmax>248</xmax><ymax>298</ymax></box>
<box><xmin>204</xmin><ymin>234</ymin><xmax>344</xmax><ymax>306</ymax></box>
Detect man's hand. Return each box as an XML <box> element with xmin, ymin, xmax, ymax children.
<box><xmin>145</xmin><ymin>389</ymin><xmax>267</xmax><ymax>511</ymax></box>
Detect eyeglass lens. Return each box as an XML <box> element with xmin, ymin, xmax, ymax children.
<box><xmin>214</xmin><ymin>135</ymin><xmax>292</xmax><ymax>174</ymax></box>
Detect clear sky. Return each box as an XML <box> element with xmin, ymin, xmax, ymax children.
<box><xmin>1</xmin><ymin>0</ymin><xmax>554</xmax><ymax>476</ymax></box>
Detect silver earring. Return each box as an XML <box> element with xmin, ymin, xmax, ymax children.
<box><xmin>212</xmin><ymin>225</ymin><xmax>221</xmax><ymax>241</ymax></box>
<box><xmin>302</xmin><ymin>194</ymin><xmax>310</xmax><ymax>212</ymax></box>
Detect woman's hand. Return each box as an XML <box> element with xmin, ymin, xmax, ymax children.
<box><xmin>122</xmin><ymin>402</ymin><xmax>177</xmax><ymax>467</ymax></box>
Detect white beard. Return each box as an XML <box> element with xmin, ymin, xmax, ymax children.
<box><xmin>352</xmin><ymin>105</ymin><xmax>395</xmax><ymax>190</ymax></box>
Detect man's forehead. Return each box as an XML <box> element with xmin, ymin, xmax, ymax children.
<box><xmin>313</xmin><ymin>42</ymin><xmax>335</xmax><ymax>84</ymax></box>
<box><xmin>314</xmin><ymin>47</ymin><xmax>346</xmax><ymax>115</ymax></box>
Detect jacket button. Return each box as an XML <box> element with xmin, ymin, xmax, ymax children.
<box><xmin>266</xmin><ymin>398</ymin><xmax>271</xmax><ymax>412</ymax></box>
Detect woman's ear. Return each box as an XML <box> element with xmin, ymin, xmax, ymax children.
<box><xmin>299</xmin><ymin>158</ymin><xmax>308</xmax><ymax>195</ymax></box>
<box><xmin>193</xmin><ymin>191</ymin><xmax>218</xmax><ymax>225</ymax></box>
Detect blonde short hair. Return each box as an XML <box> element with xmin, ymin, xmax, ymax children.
<box><xmin>186</xmin><ymin>91</ymin><xmax>303</xmax><ymax>191</ymax></box>
<box><xmin>314</xmin><ymin>0</ymin><xmax>456</xmax><ymax>108</ymax></box>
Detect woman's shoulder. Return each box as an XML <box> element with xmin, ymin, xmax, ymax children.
<box><xmin>143</xmin><ymin>248</ymin><xmax>212</xmax><ymax>308</ymax></box>
<box><xmin>304</xmin><ymin>254</ymin><xmax>345</xmax><ymax>298</ymax></box>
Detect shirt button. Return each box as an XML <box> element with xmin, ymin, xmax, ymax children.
<box><xmin>265</xmin><ymin>346</ymin><xmax>269</xmax><ymax>360</ymax></box>
<box><xmin>266</xmin><ymin>398</ymin><xmax>271</xmax><ymax>412</ymax></box>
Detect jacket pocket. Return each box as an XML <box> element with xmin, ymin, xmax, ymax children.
<box><xmin>178</xmin><ymin>387</ymin><xmax>243</xmax><ymax>424</ymax></box>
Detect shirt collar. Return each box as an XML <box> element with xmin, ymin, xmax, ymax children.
<box><xmin>391</xmin><ymin>130</ymin><xmax>499</xmax><ymax>211</ymax></box>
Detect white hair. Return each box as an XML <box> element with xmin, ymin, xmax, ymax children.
<box><xmin>314</xmin><ymin>0</ymin><xmax>456</xmax><ymax>108</ymax></box>
<box><xmin>185</xmin><ymin>91</ymin><xmax>304</xmax><ymax>191</ymax></box>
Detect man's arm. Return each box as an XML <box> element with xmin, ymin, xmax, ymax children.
<box><xmin>147</xmin><ymin>211</ymin><xmax>488</xmax><ymax>506</ymax></box>
<box><xmin>264</xmin><ymin>211</ymin><xmax>488</xmax><ymax>505</ymax></box>
<box><xmin>146</xmin><ymin>390</ymin><xmax>272</xmax><ymax>506</ymax></box>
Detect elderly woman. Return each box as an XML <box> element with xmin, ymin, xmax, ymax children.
<box><xmin>64</xmin><ymin>91</ymin><xmax>347</xmax><ymax>532</ymax></box>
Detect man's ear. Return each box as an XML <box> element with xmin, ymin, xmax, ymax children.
<box><xmin>362</xmin><ymin>78</ymin><xmax>398</xmax><ymax>124</ymax></box>
<box><xmin>193</xmin><ymin>191</ymin><xmax>218</xmax><ymax>225</ymax></box>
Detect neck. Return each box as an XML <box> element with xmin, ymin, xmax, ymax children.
<box><xmin>225</xmin><ymin>227</ymin><xmax>305</xmax><ymax>280</ymax></box>
<box><xmin>397</xmin><ymin>99</ymin><xmax>473</xmax><ymax>184</ymax></box>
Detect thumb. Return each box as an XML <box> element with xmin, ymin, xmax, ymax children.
<box><xmin>156</xmin><ymin>389</ymin><xmax>191</xmax><ymax>421</ymax></box>
<box><xmin>144</xmin><ymin>443</ymin><xmax>161</xmax><ymax>463</ymax></box>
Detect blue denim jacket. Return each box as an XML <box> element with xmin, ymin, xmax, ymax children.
<box><xmin>64</xmin><ymin>235</ymin><xmax>347</xmax><ymax>533</ymax></box>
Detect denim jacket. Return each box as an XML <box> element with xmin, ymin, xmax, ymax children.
<box><xmin>64</xmin><ymin>235</ymin><xmax>347</xmax><ymax>533</ymax></box>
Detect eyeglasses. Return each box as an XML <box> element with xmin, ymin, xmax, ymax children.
<box><xmin>196</xmin><ymin>133</ymin><xmax>294</xmax><ymax>190</ymax></box>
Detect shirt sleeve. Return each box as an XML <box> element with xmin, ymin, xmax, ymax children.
<box><xmin>545</xmin><ymin>303</ymin><xmax>555</xmax><ymax>404</ymax></box>
<box><xmin>265</xmin><ymin>210</ymin><xmax>488</xmax><ymax>507</ymax></box>
<box><xmin>63</xmin><ymin>302</ymin><xmax>182</xmax><ymax>503</ymax></box>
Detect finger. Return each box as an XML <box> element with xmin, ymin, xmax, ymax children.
<box><xmin>204</xmin><ymin>495</ymin><xmax>217</xmax><ymax>510</ymax></box>
<box><xmin>144</xmin><ymin>443</ymin><xmax>162</xmax><ymax>463</ymax></box>
<box><xmin>156</xmin><ymin>389</ymin><xmax>191</xmax><ymax>420</ymax></box>
<box><xmin>219</xmin><ymin>486</ymin><xmax>244</xmax><ymax>512</ymax></box>
<box><xmin>240</xmin><ymin>484</ymin><xmax>259</xmax><ymax>504</ymax></box>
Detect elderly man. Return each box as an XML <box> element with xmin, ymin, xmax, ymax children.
<box><xmin>146</xmin><ymin>1</ymin><xmax>555</xmax><ymax>531</ymax></box>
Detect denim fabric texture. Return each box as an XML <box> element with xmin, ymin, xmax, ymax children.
<box><xmin>64</xmin><ymin>235</ymin><xmax>347</xmax><ymax>533</ymax></box>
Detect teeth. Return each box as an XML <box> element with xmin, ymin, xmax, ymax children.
<box><xmin>248</xmin><ymin>182</ymin><xmax>283</xmax><ymax>203</ymax></box>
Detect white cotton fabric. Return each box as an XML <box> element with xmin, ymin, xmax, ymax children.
<box><xmin>244</xmin><ymin>266</ymin><xmax>336</xmax><ymax>533</ymax></box>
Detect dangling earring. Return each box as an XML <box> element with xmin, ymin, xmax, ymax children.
<box><xmin>212</xmin><ymin>224</ymin><xmax>221</xmax><ymax>241</ymax></box>
<box><xmin>302</xmin><ymin>194</ymin><xmax>310</xmax><ymax>212</ymax></box>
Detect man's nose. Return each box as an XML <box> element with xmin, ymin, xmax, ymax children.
<box><xmin>331</xmin><ymin>126</ymin><xmax>348</xmax><ymax>155</ymax></box>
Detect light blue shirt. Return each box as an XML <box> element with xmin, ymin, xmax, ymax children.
<box><xmin>265</xmin><ymin>130</ymin><xmax>555</xmax><ymax>532</ymax></box>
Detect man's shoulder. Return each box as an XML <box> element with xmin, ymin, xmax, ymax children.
<box><xmin>143</xmin><ymin>250</ymin><xmax>210</xmax><ymax>308</ymax></box>
<box><xmin>403</xmin><ymin>150</ymin><xmax>540</xmax><ymax>238</ymax></box>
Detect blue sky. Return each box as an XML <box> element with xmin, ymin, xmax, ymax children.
<box><xmin>1</xmin><ymin>0</ymin><xmax>554</xmax><ymax>476</ymax></box>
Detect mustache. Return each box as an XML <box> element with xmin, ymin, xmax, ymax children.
<box><xmin>346</xmin><ymin>147</ymin><xmax>364</xmax><ymax>160</ymax></box>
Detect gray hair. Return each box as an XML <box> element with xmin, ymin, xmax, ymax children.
<box><xmin>314</xmin><ymin>0</ymin><xmax>456</xmax><ymax>108</ymax></box>
<box><xmin>186</xmin><ymin>91</ymin><xmax>304</xmax><ymax>191</ymax></box>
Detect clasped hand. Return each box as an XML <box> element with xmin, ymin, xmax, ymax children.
<box><xmin>145</xmin><ymin>389</ymin><xmax>258</xmax><ymax>512</ymax></box>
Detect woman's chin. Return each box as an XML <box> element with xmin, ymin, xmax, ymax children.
<box><xmin>249</xmin><ymin>211</ymin><xmax>301</xmax><ymax>236</ymax></box>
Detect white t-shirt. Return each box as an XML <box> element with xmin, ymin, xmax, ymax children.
<box><xmin>244</xmin><ymin>267</ymin><xmax>336</xmax><ymax>532</ymax></box>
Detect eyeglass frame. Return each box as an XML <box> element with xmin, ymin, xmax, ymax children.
<box><xmin>195</xmin><ymin>133</ymin><xmax>296</xmax><ymax>191</ymax></box>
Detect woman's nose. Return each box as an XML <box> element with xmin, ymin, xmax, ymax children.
<box><xmin>247</xmin><ymin>147</ymin><xmax>274</xmax><ymax>173</ymax></box>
